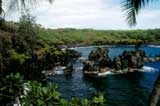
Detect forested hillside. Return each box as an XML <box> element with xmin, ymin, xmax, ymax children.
<box><xmin>39</xmin><ymin>28</ymin><xmax>160</xmax><ymax>45</ymax></box>
<box><xmin>1</xmin><ymin>19</ymin><xmax>160</xmax><ymax>46</ymax></box>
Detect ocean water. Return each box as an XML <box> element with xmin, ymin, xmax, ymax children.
<box><xmin>49</xmin><ymin>45</ymin><xmax>160</xmax><ymax>106</ymax></box>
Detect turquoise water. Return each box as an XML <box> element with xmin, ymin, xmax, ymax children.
<box><xmin>49</xmin><ymin>45</ymin><xmax>160</xmax><ymax>106</ymax></box>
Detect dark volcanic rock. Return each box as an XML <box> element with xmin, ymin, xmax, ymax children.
<box><xmin>83</xmin><ymin>47</ymin><xmax>146</xmax><ymax>73</ymax></box>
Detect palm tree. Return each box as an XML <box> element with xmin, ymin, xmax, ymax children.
<box><xmin>123</xmin><ymin>1</ymin><xmax>160</xmax><ymax>104</ymax></box>
<box><xmin>122</xmin><ymin>0</ymin><xmax>159</xmax><ymax>26</ymax></box>
<box><xmin>149</xmin><ymin>74</ymin><xmax>160</xmax><ymax>106</ymax></box>
<box><xmin>0</xmin><ymin>0</ymin><xmax>53</xmax><ymax>16</ymax></box>
<box><xmin>0</xmin><ymin>0</ymin><xmax>2</xmax><ymax>15</ymax></box>
<box><xmin>123</xmin><ymin>1</ymin><xmax>160</xmax><ymax>106</ymax></box>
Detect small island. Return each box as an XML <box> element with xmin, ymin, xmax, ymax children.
<box><xmin>83</xmin><ymin>47</ymin><xmax>146</xmax><ymax>77</ymax></box>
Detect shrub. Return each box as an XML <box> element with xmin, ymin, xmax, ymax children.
<box><xmin>0</xmin><ymin>73</ymin><xmax>24</xmax><ymax>106</ymax></box>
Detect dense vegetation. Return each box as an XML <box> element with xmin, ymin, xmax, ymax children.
<box><xmin>1</xmin><ymin>14</ymin><xmax>160</xmax><ymax>106</ymax></box>
<box><xmin>0</xmin><ymin>14</ymin><xmax>107</xmax><ymax>106</ymax></box>
<box><xmin>0</xmin><ymin>15</ymin><xmax>81</xmax><ymax>80</ymax></box>
<box><xmin>1</xmin><ymin>0</ymin><xmax>160</xmax><ymax>105</ymax></box>
<box><xmin>0</xmin><ymin>73</ymin><xmax>105</xmax><ymax>106</ymax></box>
<box><xmin>39</xmin><ymin>28</ymin><xmax>160</xmax><ymax>45</ymax></box>
<box><xmin>0</xmin><ymin>15</ymin><xmax>105</xmax><ymax>105</ymax></box>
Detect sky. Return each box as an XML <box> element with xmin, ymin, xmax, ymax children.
<box><xmin>5</xmin><ymin>0</ymin><xmax>160</xmax><ymax>30</ymax></box>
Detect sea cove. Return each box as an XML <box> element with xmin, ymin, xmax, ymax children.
<box><xmin>49</xmin><ymin>45</ymin><xmax>160</xmax><ymax>106</ymax></box>
<box><xmin>1</xmin><ymin>0</ymin><xmax>160</xmax><ymax>105</ymax></box>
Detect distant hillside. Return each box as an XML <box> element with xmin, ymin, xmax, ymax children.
<box><xmin>1</xmin><ymin>19</ymin><xmax>160</xmax><ymax>45</ymax></box>
<box><xmin>39</xmin><ymin>28</ymin><xmax>160</xmax><ymax>45</ymax></box>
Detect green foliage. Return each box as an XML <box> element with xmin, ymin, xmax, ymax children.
<box><xmin>0</xmin><ymin>72</ymin><xmax>105</xmax><ymax>106</ymax></box>
<box><xmin>23</xmin><ymin>81</ymin><xmax>61</xmax><ymax>106</ymax></box>
<box><xmin>10</xmin><ymin>50</ymin><xmax>30</xmax><ymax>64</ymax></box>
<box><xmin>0</xmin><ymin>73</ymin><xmax>24</xmax><ymax>106</ymax></box>
<box><xmin>0</xmin><ymin>19</ymin><xmax>17</xmax><ymax>32</ymax></box>
<box><xmin>39</xmin><ymin>28</ymin><xmax>160</xmax><ymax>45</ymax></box>
<box><xmin>0</xmin><ymin>72</ymin><xmax>102</xmax><ymax>106</ymax></box>
<box><xmin>18</xmin><ymin>14</ymin><xmax>39</xmax><ymax>53</ymax></box>
<box><xmin>0</xmin><ymin>15</ymin><xmax>81</xmax><ymax>80</ymax></box>
<box><xmin>92</xmin><ymin>92</ymin><xmax>105</xmax><ymax>106</ymax></box>
<box><xmin>68</xmin><ymin>92</ymin><xmax>105</xmax><ymax>106</ymax></box>
<box><xmin>0</xmin><ymin>14</ymin><xmax>42</xmax><ymax>79</ymax></box>
<box><xmin>23</xmin><ymin>81</ymin><xmax>105</xmax><ymax>106</ymax></box>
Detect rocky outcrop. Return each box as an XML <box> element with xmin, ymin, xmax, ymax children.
<box><xmin>83</xmin><ymin>47</ymin><xmax>146</xmax><ymax>74</ymax></box>
<box><xmin>114</xmin><ymin>50</ymin><xmax>145</xmax><ymax>70</ymax></box>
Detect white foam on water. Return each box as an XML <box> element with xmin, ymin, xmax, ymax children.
<box><xmin>96</xmin><ymin>66</ymin><xmax>159</xmax><ymax>77</ymax></box>
<box><xmin>75</xmin><ymin>66</ymin><xmax>83</xmax><ymax>71</ymax></box>
<box><xmin>98</xmin><ymin>71</ymin><xmax>113</xmax><ymax>76</ymax></box>
<box><xmin>148</xmin><ymin>45</ymin><xmax>160</xmax><ymax>48</ymax></box>
<box><xmin>54</xmin><ymin>70</ymin><xmax>64</xmax><ymax>75</ymax></box>
<box><xmin>142</xmin><ymin>66</ymin><xmax>159</xmax><ymax>72</ymax></box>
<box><xmin>69</xmin><ymin>45</ymin><xmax>113</xmax><ymax>50</ymax></box>
<box><xmin>78</xmin><ymin>66</ymin><xmax>83</xmax><ymax>70</ymax></box>
<box><xmin>54</xmin><ymin>67</ymin><xmax>64</xmax><ymax>75</ymax></box>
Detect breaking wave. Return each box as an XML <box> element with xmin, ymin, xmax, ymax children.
<box><xmin>142</xmin><ymin>66</ymin><xmax>159</xmax><ymax>72</ymax></box>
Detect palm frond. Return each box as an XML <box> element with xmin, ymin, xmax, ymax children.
<box><xmin>0</xmin><ymin>0</ymin><xmax>3</xmax><ymax>15</ymax></box>
<box><xmin>4</xmin><ymin>0</ymin><xmax>54</xmax><ymax>15</ymax></box>
<box><xmin>6</xmin><ymin>0</ymin><xmax>19</xmax><ymax>14</ymax></box>
<box><xmin>122</xmin><ymin>0</ymin><xmax>150</xmax><ymax>26</ymax></box>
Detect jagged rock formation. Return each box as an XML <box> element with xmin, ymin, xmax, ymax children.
<box><xmin>83</xmin><ymin>47</ymin><xmax>146</xmax><ymax>73</ymax></box>
<box><xmin>88</xmin><ymin>47</ymin><xmax>112</xmax><ymax>68</ymax></box>
<box><xmin>113</xmin><ymin>50</ymin><xmax>145</xmax><ymax>70</ymax></box>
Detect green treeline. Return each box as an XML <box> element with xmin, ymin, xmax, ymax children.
<box><xmin>39</xmin><ymin>28</ymin><xmax>160</xmax><ymax>45</ymax></box>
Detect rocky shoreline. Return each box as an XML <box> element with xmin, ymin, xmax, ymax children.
<box><xmin>82</xmin><ymin>46</ymin><xmax>160</xmax><ymax>77</ymax></box>
<box><xmin>59</xmin><ymin>44</ymin><xmax>160</xmax><ymax>50</ymax></box>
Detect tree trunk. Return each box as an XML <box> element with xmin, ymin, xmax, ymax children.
<box><xmin>149</xmin><ymin>74</ymin><xmax>160</xmax><ymax>106</ymax></box>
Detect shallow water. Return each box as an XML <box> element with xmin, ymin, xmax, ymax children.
<box><xmin>48</xmin><ymin>45</ymin><xmax>160</xmax><ymax>106</ymax></box>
